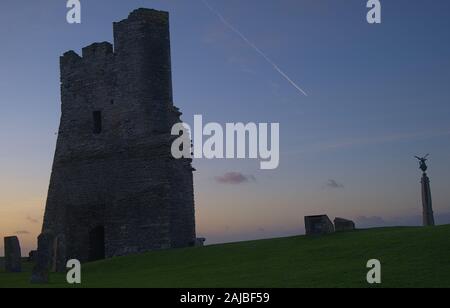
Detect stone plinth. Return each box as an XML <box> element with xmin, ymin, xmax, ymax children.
<box><xmin>4</xmin><ymin>236</ymin><xmax>22</xmax><ymax>273</ymax></box>
<box><xmin>305</xmin><ymin>215</ymin><xmax>335</xmax><ymax>236</ymax></box>
<box><xmin>30</xmin><ymin>232</ymin><xmax>55</xmax><ymax>284</ymax></box>
<box><xmin>334</xmin><ymin>217</ymin><xmax>356</xmax><ymax>232</ymax></box>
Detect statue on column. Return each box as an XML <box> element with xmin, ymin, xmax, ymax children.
<box><xmin>415</xmin><ymin>154</ymin><xmax>429</xmax><ymax>173</ymax></box>
<box><xmin>415</xmin><ymin>154</ymin><xmax>435</xmax><ymax>226</ymax></box>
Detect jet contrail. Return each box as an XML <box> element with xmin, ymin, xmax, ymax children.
<box><xmin>201</xmin><ymin>0</ymin><xmax>308</xmax><ymax>97</ymax></box>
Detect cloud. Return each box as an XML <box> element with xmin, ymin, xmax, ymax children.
<box><xmin>292</xmin><ymin>129</ymin><xmax>450</xmax><ymax>156</ymax></box>
<box><xmin>356</xmin><ymin>216</ymin><xmax>388</xmax><ymax>228</ymax></box>
<box><xmin>215</xmin><ymin>172</ymin><xmax>256</xmax><ymax>185</ymax></box>
<box><xmin>15</xmin><ymin>230</ymin><xmax>30</xmax><ymax>235</ymax></box>
<box><xmin>325</xmin><ymin>179</ymin><xmax>344</xmax><ymax>189</ymax></box>
<box><xmin>26</xmin><ymin>216</ymin><xmax>39</xmax><ymax>224</ymax></box>
<box><xmin>241</xmin><ymin>67</ymin><xmax>257</xmax><ymax>75</ymax></box>
<box><xmin>356</xmin><ymin>212</ymin><xmax>450</xmax><ymax>228</ymax></box>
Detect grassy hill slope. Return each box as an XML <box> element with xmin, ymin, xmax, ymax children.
<box><xmin>1</xmin><ymin>225</ymin><xmax>449</xmax><ymax>288</ymax></box>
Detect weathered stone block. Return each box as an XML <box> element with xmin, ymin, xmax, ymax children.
<box><xmin>30</xmin><ymin>232</ymin><xmax>55</xmax><ymax>284</ymax></box>
<box><xmin>334</xmin><ymin>217</ymin><xmax>356</xmax><ymax>232</ymax></box>
<box><xmin>305</xmin><ymin>215</ymin><xmax>335</xmax><ymax>236</ymax></box>
<box><xmin>4</xmin><ymin>236</ymin><xmax>22</xmax><ymax>273</ymax></box>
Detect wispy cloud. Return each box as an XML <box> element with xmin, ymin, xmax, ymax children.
<box><xmin>290</xmin><ymin>129</ymin><xmax>450</xmax><ymax>156</ymax></box>
<box><xmin>15</xmin><ymin>230</ymin><xmax>30</xmax><ymax>235</ymax></box>
<box><xmin>325</xmin><ymin>179</ymin><xmax>344</xmax><ymax>189</ymax></box>
<box><xmin>202</xmin><ymin>0</ymin><xmax>308</xmax><ymax>97</ymax></box>
<box><xmin>356</xmin><ymin>211</ymin><xmax>450</xmax><ymax>228</ymax></box>
<box><xmin>26</xmin><ymin>216</ymin><xmax>39</xmax><ymax>224</ymax></box>
<box><xmin>215</xmin><ymin>172</ymin><xmax>256</xmax><ymax>185</ymax></box>
<box><xmin>356</xmin><ymin>216</ymin><xmax>388</xmax><ymax>228</ymax></box>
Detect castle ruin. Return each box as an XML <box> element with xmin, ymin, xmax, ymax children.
<box><xmin>40</xmin><ymin>8</ymin><xmax>196</xmax><ymax>264</ymax></box>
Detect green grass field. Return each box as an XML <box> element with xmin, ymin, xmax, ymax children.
<box><xmin>1</xmin><ymin>225</ymin><xmax>449</xmax><ymax>288</ymax></box>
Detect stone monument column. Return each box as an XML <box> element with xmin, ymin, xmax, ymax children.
<box><xmin>421</xmin><ymin>173</ymin><xmax>435</xmax><ymax>226</ymax></box>
<box><xmin>416</xmin><ymin>155</ymin><xmax>435</xmax><ymax>227</ymax></box>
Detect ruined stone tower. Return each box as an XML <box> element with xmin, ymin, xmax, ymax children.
<box><xmin>41</xmin><ymin>9</ymin><xmax>196</xmax><ymax>263</ymax></box>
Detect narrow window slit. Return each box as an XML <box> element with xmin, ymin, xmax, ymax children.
<box><xmin>93</xmin><ymin>111</ymin><xmax>102</xmax><ymax>134</ymax></box>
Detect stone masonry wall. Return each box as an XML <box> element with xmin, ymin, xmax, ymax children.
<box><xmin>41</xmin><ymin>9</ymin><xmax>196</xmax><ymax>263</ymax></box>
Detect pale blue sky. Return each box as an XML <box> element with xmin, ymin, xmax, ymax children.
<box><xmin>1</xmin><ymin>0</ymin><xmax>450</xmax><ymax>254</ymax></box>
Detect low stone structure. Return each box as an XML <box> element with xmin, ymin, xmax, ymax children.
<box><xmin>30</xmin><ymin>232</ymin><xmax>55</xmax><ymax>284</ymax></box>
<box><xmin>334</xmin><ymin>217</ymin><xmax>356</xmax><ymax>232</ymax></box>
<box><xmin>305</xmin><ymin>215</ymin><xmax>335</xmax><ymax>236</ymax></box>
<box><xmin>4</xmin><ymin>236</ymin><xmax>22</xmax><ymax>273</ymax></box>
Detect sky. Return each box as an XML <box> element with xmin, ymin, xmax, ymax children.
<box><xmin>1</xmin><ymin>0</ymin><xmax>450</xmax><ymax>255</ymax></box>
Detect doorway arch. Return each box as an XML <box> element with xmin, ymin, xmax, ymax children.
<box><xmin>88</xmin><ymin>226</ymin><xmax>105</xmax><ymax>261</ymax></box>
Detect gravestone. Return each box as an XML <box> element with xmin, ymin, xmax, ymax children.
<box><xmin>30</xmin><ymin>232</ymin><xmax>55</xmax><ymax>284</ymax></box>
<box><xmin>334</xmin><ymin>217</ymin><xmax>356</xmax><ymax>232</ymax></box>
<box><xmin>28</xmin><ymin>250</ymin><xmax>37</xmax><ymax>262</ymax></box>
<box><xmin>195</xmin><ymin>238</ymin><xmax>206</xmax><ymax>247</ymax></box>
<box><xmin>305</xmin><ymin>215</ymin><xmax>335</xmax><ymax>236</ymax></box>
<box><xmin>4</xmin><ymin>236</ymin><xmax>22</xmax><ymax>273</ymax></box>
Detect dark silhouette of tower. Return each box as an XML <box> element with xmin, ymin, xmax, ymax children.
<box><xmin>40</xmin><ymin>9</ymin><xmax>196</xmax><ymax>265</ymax></box>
